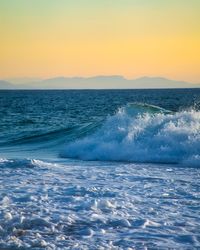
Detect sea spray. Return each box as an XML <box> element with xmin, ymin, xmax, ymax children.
<box><xmin>61</xmin><ymin>103</ymin><xmax>200</xmax><ymax>165</ymax></box>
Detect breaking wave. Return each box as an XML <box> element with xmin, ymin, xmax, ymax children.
<box><xmin>61</xmin><ymin>103</ymin><xmax>200</xmax><ymax>166</ymax></box>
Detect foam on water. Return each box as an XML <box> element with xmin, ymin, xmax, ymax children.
<box><xmin>0</xmin><ymin>158</ymin><xmax>199</xmax><ymax>249</ymax></box>
<box><xmin>0</xmin><ymin>158</ymin><xmax>57</xmax><ymax>169</ymax></box>
<box><xmin>62</xmin><ymin>103</ymin><xmax>200</xmax><ymax>166</ymax></box>
<box><xmin>0</xmin><ymin>91</ymin><xmax>200</xmax><ymax>249</ymax></box>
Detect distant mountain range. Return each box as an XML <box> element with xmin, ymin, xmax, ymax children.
<box><xmin>0</xmin><ymin>76</ymin><xmax>199</xmax><ymax>89</ymax></box>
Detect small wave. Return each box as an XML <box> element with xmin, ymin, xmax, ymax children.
<box><xmin>3</xmin><ymin>122</ymin><xmax>101</xmax><ymax>150</ymax></box>
<box><xmin>4</xmin><ymin>127</ymin><xmax>77</xmax><ymax>146</ymax></box>
<box><xmin>0</xmin><ymin>158</ymin><xmax>56</xmax><ymax>169</ymax></box>
<box><xmin>61</xmin><ymin>103</ymin><xmax>200</xmax><ymax>166</ymax></box>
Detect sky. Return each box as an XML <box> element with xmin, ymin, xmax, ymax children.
<box><xmin>0</xmin><ymin>0</ymin><xmax>200</xmax><ymax>83</ymax></box>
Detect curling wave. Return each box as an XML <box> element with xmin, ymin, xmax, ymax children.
<box><xmin>61</xmin><ymin>103</ymin><xmax>200</xmax><ymax>165</ymax></box>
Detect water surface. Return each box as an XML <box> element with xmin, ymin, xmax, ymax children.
<box><xmin>0</xmin><ymin>89</ymin><xmax>200</xmax><ymax>249</ymax></box>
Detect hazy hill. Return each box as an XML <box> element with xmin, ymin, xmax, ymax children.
<box><xmin>0</xmin><ymin>76</ymin><xmax>199</xmax><ymax>89</ymax></box>
<box><xmin>0</xmin><ymin>80</ymin><xmax>15</xmax><ymax>89</ymax></box>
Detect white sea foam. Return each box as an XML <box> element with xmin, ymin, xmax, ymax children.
<box><xmin>0</xmin><ymin>157</ymin><xmax>199</xmax><ymax>249</ymax></box>
<box><xmin>62</xmin><ymin>104</ymin><xmax>200</xmax><ymax>166</ymax></box>
<box><xmin>0</xmin><ymin>158</ymin><xmax>58</xmax><ymax>169</ymax></box>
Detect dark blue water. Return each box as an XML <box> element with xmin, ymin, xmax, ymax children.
<box><xmin>0</xmin><ymin>89</ymin><xmax>200</xmax><ymax>249</ymax></box>
<box><xmin>0</xmin><ymin>89</ymin><xmax>200</xmax><ymax>158</ymax></box>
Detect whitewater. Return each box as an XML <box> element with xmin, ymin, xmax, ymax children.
<box><xmin>62</xmin><ymin>103</ymin><xmax>200</xmax><ymax>165</ymax></box>
<box><xmin>0</xmin><ymin>89</ymin><xmax>200</xmax><ymax>249</ymax></box>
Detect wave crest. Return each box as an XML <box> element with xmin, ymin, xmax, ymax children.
<box><xmin>61</xmin><ymin>103</ymin><xmax>200</xmax><ymax>165</ymax></box>
<box><xmin>0</xmin><ymin>158</ymin><xmax>56</xmax><ymax>169</ymax></box>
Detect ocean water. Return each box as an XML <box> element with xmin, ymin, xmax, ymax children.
<box><xmin>0</xmin><ymin>89</ymin><xmax>200</xmax><ymax>249</ymax></box>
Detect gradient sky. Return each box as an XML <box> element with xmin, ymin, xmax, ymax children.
<box><xmin>0</xmin><ymin>0</ymin><xmax>200</xmax><ymax>83</ymax></box>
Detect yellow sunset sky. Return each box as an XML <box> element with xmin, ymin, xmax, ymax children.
<box><xmin>0</xmin><ymin>0</ymin><xmax>200</xmax><ymax>83</ymax></box>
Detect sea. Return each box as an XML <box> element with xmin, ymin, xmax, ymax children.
<box><xmin>0</xmin><ymin>89</ymin><xmax>200</xmax><ymax>249</ymax></box>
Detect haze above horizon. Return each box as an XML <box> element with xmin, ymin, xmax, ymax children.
<box><xmin>0</xmin><ymin>0</ymin><xmax>200</xmax><ymax>86</ymax></box>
